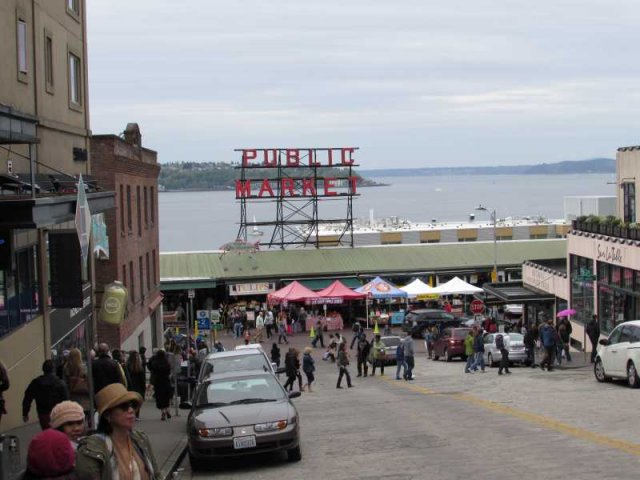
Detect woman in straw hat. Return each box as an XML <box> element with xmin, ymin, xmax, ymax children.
<box><xmin>76</xmin><ymin>383</ymin><xmax>159</xmax><ymax>480</ymax></box>
<box><xmin>50</xmin><ymin>400</ymin><xmax>86</xmax><ymax>450</ymax></box>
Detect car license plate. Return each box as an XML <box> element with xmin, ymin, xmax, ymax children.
<box><xmin>233</xmin><ymin>435</ymin><xmax>257</xmax><ymax>450</ymax></box>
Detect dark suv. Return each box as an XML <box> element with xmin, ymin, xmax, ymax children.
<box><xmin>402</xmin><ymin>309</ymin><xmax>458</xmax><ymax>338</ymax></box>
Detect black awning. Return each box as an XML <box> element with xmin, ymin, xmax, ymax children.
<box><xmin>482</xmin><ymin>281</ymin><xmax>555</xmax><ymax>303</ymax></box>
<box><xmin>0</xmin><ymin>191</ymin><xmax>115</xmax><ymax>228</ymax></box>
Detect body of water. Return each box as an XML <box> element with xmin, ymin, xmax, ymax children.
<box><xmin>159</xmin><ymin>173</ymin><xmax>615</xmax><ymax>252</ymax></box>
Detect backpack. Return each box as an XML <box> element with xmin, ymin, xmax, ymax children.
<box><xmin>495</xmin><ymin>334</ymin><xmax>505</xmax><ymax>349</ymax></box>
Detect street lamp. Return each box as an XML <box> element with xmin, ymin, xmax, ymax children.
<box><xmin>476</xmin><ymin>205</ymin><xmax>498</xmax><ymax>283</ymax></box>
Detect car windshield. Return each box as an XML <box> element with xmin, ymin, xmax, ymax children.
<box><xmin>201</xmin><ymin>353</ymin><xmax>270</xmax><ymax>379</ymax></box>
<box><xmin>382</xmin><ymin>337</ymin><xmax>401</xmax><ymax>347</ymax></box>
<box><xmin>196</xmin><ymin>375</ymin><xmax>284</xmax><ymax>407</ymax></box>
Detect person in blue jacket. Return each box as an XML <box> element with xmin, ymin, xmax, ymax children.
<box><xmin>539</xmin><ymin>319</ymin><xmax>557</xmax><ymax>371</ymax></box>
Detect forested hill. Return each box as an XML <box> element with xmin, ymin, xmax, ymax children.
<box><xmin>158</xmin><ymin>162</ymin><xmax>379</xmax><ymax>191</ymax></box>
<box><xmin>358</xmin><ymin>158</ymin><xmax>615</xmax><ymax>177</ymax></box>
<box><xmin>158</xmin><ymin>158</ymin><xmax>615</xmax><ymax>191</ymax></box>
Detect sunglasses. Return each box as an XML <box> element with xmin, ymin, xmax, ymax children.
<box><xmin>114</xmin><ymin>401</ymin><xmax>139</xmax><ymax>411</ymax></box>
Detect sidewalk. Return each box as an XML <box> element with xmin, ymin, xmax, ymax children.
<box><xmin>5</xmin><ymin>398</ymin><xmax>187</xmax><ymax>480</ymax></box>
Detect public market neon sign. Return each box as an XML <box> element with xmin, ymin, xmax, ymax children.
<box><xmin>235</xmin><ymin>148</ymin><xmax>359</xmax><ymax>199</ymax></box>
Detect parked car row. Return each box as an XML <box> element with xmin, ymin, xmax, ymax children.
<box><xmin>185</xmin><ymin>344</ymin><xmax>302</xmax><ymax>472</ymax></box>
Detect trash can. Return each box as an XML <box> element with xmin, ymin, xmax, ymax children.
<box><xmin>0</xmin><ymin>435</ymin><xmax>21</xmax><ymax>480</ymax></box>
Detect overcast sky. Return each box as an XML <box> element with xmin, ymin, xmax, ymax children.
<box><xmin>87</xmin><ymin>1</ymin><xmax>640</xmax><ymax>169</ymax></box>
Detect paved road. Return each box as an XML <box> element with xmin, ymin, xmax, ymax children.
<box><xmin>177</xmin><ymin>341</ymin><xmax>640</xmax><ymax>479</ymax></box>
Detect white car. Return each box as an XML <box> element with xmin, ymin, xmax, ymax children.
<box><xmin>594</xmin><ymin>320</ymin><xmax>640</xmax><ymax>387</ymax></box>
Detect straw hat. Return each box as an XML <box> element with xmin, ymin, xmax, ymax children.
<box><xmin>95</xmin><ymin>383</ymin><xmax>143</xmax><ymax>416</ymax></box>
<box><xmin>50</xmin><ymin>400</ymin><xmax>85</xmax><ymax>429</ymax></box>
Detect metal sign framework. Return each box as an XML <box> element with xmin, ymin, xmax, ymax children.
<box><xmin>234</xmin><ymin>148</ymin><xmax>359</xmax><ymax>249</ymax></box>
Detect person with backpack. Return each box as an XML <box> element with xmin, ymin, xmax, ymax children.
<box><xmin>539</xmin><ymin>319</ymin><xmax>557</xmax><ymax>371</ymax></box>
<box><xmin>496</xmin><ymin>333</ymin><xmax>511</xmax><ymax>375</ymax></box>
<box><xmin>395</xmin><ymin>339</ymin><xmax>406</xmax><ymax>380</ymax></box>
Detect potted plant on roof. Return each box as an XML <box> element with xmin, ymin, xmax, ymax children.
<box><xmin>584</xmin><ymin>214</ymin><xmax>601</xmax><ymax>234</ymax></box>
<box><xmin>629</xmin><ymin>223</ymin><xmax>640</xmax><ymax>240</ymax></box>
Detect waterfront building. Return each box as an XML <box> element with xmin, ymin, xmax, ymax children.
<box><xmin>91</xmin><ymin>124</ymin><xmax>163</xmax><ymax>351</ymax></box>
<box><xmin>0</xmin><ymin>0</ymin><xmax>114</xmax><ymax>431</ymax></box>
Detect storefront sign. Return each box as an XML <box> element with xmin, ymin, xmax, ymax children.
<box><xmin>196</xmin><ymin>310</ymin><xmax>211</xmax><ymax>330</ymax></box>
<box><xmin>229</xmin><ymin>282</ymin><xmax>276</xmax><ymax>296</ymax></box>
<box><xmin>596</xmin><ymin>241</ymin><xmax>624</xmax><ymax>265</ymax></box>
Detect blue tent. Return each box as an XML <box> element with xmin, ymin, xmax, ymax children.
<box><xmin>355</xmin><ymin>276</ymin><xmax>408</xmax><ymax>299</ymax></box>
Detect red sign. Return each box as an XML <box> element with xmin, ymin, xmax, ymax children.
<box><xmin>470</xmin><ymin>300</ymin><xmax>485</xmax><ymax>314</ymax></box>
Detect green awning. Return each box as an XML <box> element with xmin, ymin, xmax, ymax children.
<box><xmin>160</xmin><ymin>280</ymin><xmax>216</xmax><ymax>291</ymax></box>
<box><xmin>284</xmin><ymin>278</ymin><xmax>362</xmax><ymax>291</ymax></box>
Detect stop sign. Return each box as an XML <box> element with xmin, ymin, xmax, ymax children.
<box><xmin>470</xmin><ymin>299</ymin><xmax>485</xmax><ymax>314</ymax></box>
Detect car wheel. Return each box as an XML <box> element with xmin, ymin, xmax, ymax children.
<box><xmin>444</xmin><ymin>348</ymin><xmax>451</xmax><ymax>362</ymax></box>
<box><xmin>189</xmin><ymin>453</ymin><xmax>206</xmax><ymax>472</ymax></box>
<box><xmin>287</xmin><ymin>445</ymin><xmax>302</xmax><ymax>462</ymax></box>
<box><xmin>487</xmin><ymin>353</ymin><xmax>494</xmax><ymax>368</ymax></box>
<box><xmin>627</xmin><ymin>361</ymin><xmax>640</xmax><ymax>388</ymax></box>
<box><xmin>594</xmin><ymin>358</ymin><xmax>610</xmax><ymax>383</ymax></box>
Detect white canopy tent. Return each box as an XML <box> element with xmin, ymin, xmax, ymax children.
<box><xmin>400</xmin><ymin>279</ymin><xmax>437</xmax><ymax>298</ymax></box>
<box><xmin>431</xmin><ymin>276</ymin><xmax>483</xmax><ymax>295</ymax></box>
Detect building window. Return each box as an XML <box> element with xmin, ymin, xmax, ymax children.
<box><xmin>150</xmin><ymin>187</ymin><xmax>156</xmax><ymax>224</ymax></box>
<box><xmin>144</xmin><ymin>186</ymin><xmax>149</xmax><ymax>228</ymax></box>
<box><xmin>68</xmin><ymin>52</ymin><xmax>82</xmax><ymax>106</ymax></box>
<box><xmin>152</xmin><ymin>249</ymin><xmax>157</xmax><ymax>285</ymax></box>
<box><xmin>122</xmin><ymin>264</ymin><xmax>126</xmax><ymax>285</ymax></box>
<box><xmin>146</xmin><ymin>253</ymin><xmax>150</xmax><ymax>292</ymax></box>
<box><xmin>44</xmin><ymin>33</ymin><xmax>54</xmax><ymax>91</ymax></box>
<box><xmin>496</xmin><ymin>235</ymin><xmax>512</xmax><ymax>241</ymax></box>
<box><xmin>126</xmin><ymin>185</ymin><xmax>132</xmax><ymax>233</ymax></box>
<box><xmin>67</xmin><ymin>0</ymin><xmax>79</xmax><ymax>14</ymax></box>
<box><xmin>137</xmin><ymin>186</ymin><xmax>142</xmax><ymax>237</ymax></box>
<box><xmin>129</xmin><ymin>260</ymin><xmax>135</xmax><ymax>303</ymax></box>
<box><xmin>139</xmin><ymin>256</ymin><xmax>144</xmax><ymax>301</ymax></box>
<box><xmin>119</xmin><ymin>185</ymin><xmax>125</xmax><ymax>234</ymax></box>
<box><xmin>623</xmin><ymin>183</ymin><xmax>636</xmax><ymax>224</ymax></box>
<box><xmin>17</xmin><ymin>19</ymin><xmax>28</xmax><ymax>77</ymax></box>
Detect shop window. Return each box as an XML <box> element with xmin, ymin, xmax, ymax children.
<box><xmin>623</xmin><ymin>183</ymin><xmax>636</xmax><ymax>224</ymax></box>
<box><xmin>0</xmin><ymin>246</ymin><xmax>40</xmax><ymax>338</ymax></box>
<box><xmin>611</xmin><ymin>266</ymin><xmax>621</xmax><ymax>288</ymax></box>
<box><xmin>624</xmin><ymin>268</ymin><xmax>634</xmax><ymax>290</ymax></box>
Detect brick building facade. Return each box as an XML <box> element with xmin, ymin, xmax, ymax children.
<box><xmin>91</xmin><ymin>124</ymin><xmax>162</xmax><ymax>351</ymax></box>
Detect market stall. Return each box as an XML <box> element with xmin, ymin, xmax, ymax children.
<box><xmin>267</xmin><ymin>281</ymin><xmax>320</xmax><ymax>305</ymax></box>
<box><xmin>306</xmin><ymin>280</ymin><xmax>366</xmax><ymax>331</ymax></box>
<box><xmin>431</xmin><ymin>277</ymin><xmax>483</xmax><ymax>315</ymax></box>
<box><xmin>355</xmin><ymin>276</ymin><xmax>408</xmax><ymax>328</ymax></box>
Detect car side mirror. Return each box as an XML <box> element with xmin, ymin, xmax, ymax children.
<box><xmin>599</xmin><ymin>339</ymin><xmax>610</xmax><ymax>346</ymax></box>
<box><xmin>288</xmin><ymin>391</ymin><xmax>301</xmax><ymax>399</ymax></box>
<box><xmin>276</xmin><ymin>367</ymin><xmax>286</xmax><ymax>375</ymax></box>
<box><xmin>179</xmin><ymin>401</ymin><xmax>192</xmax><ymax>410</ymax></box>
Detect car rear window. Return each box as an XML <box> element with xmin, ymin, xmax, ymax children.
<box><xmin>201</xmin><ymin>353</ymin><xmax>270</xmax><ymax>379</ymax></box>
<box><xmin>197</xmin><ymin>375</ymin><xmax>284</xmax><ymax>406</ymax></box>
<box><xmin>452</xmin><ymin>329</ymin><xmax>471</xmax><ymax>339</ymax></box>
<box><xmin>382</xmin><ymin>337</ymin><xmax>401</xmax><ymax>347</ymax></box>
<box><xmin>507</xmin><ymin>333</ymin><xmax>523</xmax><ymax>342</ymax></box>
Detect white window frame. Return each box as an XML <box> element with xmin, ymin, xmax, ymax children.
<box><xmin>68</xmin><ymin>52</ymin><xmax>82</xmax><ymax>106</ymax></box>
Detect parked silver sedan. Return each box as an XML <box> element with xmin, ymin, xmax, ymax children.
<box><xmin>483</xmin><ymin>333</ymin><xmax>527</xmax><ymax>367</ymax></box>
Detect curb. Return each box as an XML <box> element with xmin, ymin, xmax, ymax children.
<box><xmin>161</xmin><ymin>437</ymin><xmax>188</xmax><ymax>480</ymax></box>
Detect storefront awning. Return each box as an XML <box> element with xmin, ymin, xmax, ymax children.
<box><xmin>482</xmin><ymin>281</ymin><xmax>555</xmax><ymax>303</ymax></box>
<box><xmin>283</xmin><ymin>278</ymin><xmax>362</xmax><ymax>291</ymax></box>
<box><xmin>160</xmin><ymin>280</ymin><xmax>217</xmax><ymax>291</ymax></box>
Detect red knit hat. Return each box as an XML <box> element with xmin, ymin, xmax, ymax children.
<box><xmin>27</xmin><ymin>429</ymin><xmax>75</xmax><ymax>476</ymax></box>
